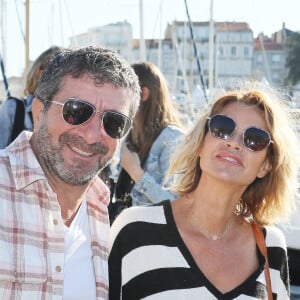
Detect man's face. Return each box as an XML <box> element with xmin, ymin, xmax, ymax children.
<box><xmin>32</xmin><ymin>74</ymin><xmax>131</xmax><ymax>186</ymax></box>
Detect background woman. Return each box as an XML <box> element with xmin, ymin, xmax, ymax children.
<box><xmin>0</xmin><ymin>46</ymin><xmax>65</xmax><ymax>148</ymax></box>
<box><xmin>112</xmin><ymin>61</ymin><xmax>185</xmax><ymax>213</ymax></box>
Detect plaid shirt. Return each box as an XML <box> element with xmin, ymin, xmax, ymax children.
<box><xmin>0</xmin><ymin>131</ymin><xmax>110</xmax><ymax>299</ymax></box>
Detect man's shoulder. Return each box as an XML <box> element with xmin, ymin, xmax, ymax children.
<box><xmin>2</xmin><ymin>132</ymin><xmax>44</xmax><ymax>183</ymax></box>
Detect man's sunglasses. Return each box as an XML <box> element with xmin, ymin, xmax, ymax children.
<box><xmin>207</xmin><ymin>114</ymin><xmax>273</xmax><ymax>152</ymax></box>
<box><xmin>45</xmin><ymin>98</ymin><xmax>132</xmax><ymax>139</ymax></box>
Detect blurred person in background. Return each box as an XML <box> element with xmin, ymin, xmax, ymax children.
<box><xmin>110</xmin><ymin>61</ymin><xmax>185</xmax><ymax>222</ymax></box>
<box><xmin>0</xmin><ymin>45</ymin><xmax>65</xmax><ymax>148</ymax></box>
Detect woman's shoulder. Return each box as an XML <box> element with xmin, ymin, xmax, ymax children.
<box><xmin>113</xmin><ymin>200</ymin><xmax>169</xmax><ymax>226</ymax></box>
<box><xmin>264</xmin><ymin>225</ymin><xmax>287</xmax><ymax>249</ymax></box>
<box><xmin>155</xmin><ymin>125</ymin><xmax>184</xmax><ymax>143</ymax></box>
<box><xmin>162</xmin><ymin>124</ymin><xmax>185</xmax><ymax>135</ymax></box>
<box><xmin>148</xmin><ymin>126</ymin><xmax>183</xmax><ymax>153</ymax></box>
<box><xmin>109</xmin><ymin>201</ymin><xmax>170</xmax><ymax>249</ymax></box>
<box><xmin>0</xmin><ymin>97</ymin><xmax>17</xmax><ymax>112</ymax></box>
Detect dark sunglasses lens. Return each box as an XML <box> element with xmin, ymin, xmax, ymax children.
<box><xmin>244</xmin><ymin>128</ymin><xmax>270</xmax><ymax>151</ymax></box>
<box><xmin>63</xmin><ymin>100</ymin><xmax>94</xmax><ymax>125</ymax></box>
<box><xmin>102</xmin><ymin>112</ymin><xmax>131</xmax><ymax>138</ymax></box>
<box><xmin>209</xmin><ymin>115</ymin><xmax>235</xmax><ymax>139</ymax></box>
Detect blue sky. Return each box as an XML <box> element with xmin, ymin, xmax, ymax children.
<box><xmin>1</xmin><ymin>0</ymin><xmax>299</xmax><ymax>77</ymax></box>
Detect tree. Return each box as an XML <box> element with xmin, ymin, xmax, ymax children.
<box><xmin>285</xmin><ymin>32</ymin><xmax>300</xmax><ymax>86</ymax></box>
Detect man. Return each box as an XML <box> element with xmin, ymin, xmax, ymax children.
<box><xmin>0</xmin><ymin>46</ymin><xmax>140</xmax><ymax>299</ymax></box>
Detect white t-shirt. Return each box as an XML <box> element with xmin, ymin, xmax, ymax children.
<box><xmin>63</xmin><ymin>198</ymin><xmax>96</xmax><ymax>300</ymax></box>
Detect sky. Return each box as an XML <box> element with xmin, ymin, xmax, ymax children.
<box><xmin>1</xmin><ymin>0</ymin><xmax>300</xmax><ymax>78</ymax></box>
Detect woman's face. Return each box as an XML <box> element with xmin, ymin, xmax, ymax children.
<box><xmin>198</xmin><ymin>102</ymin><xmax>272</xmax><ymax>186</ymax></box>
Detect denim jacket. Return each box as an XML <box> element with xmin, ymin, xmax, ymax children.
<box><xmin>130</xmin><ymin>125</ymin><xmax>184</xmax><ymax>206</ymax></box>
<box><xmin>0</xmin><ymin>95</ymin><xmax>33</xmax><ymax>149</ymax></box>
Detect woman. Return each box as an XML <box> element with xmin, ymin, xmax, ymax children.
<box><xmin>109</xmin><ymin>82</ymin><xmax>300</xmax><ymax>299</ymax></box>
<box><xmin>0</xmin><ymin>46</ymin><xmax>65</xmax><ymax>148</ymax></box>
<box><xmin>112</xmin><ymin>61</ymin><xmax>185</xmax><ymax>212</ymax></box>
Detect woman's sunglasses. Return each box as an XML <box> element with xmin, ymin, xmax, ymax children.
<box><xmin>207</xmin><ymin>114</ymin><xmax>273</xmax><ymax>152</ymax></box>
<box><xmin>45</xmin><ymin>98</ymin><xmax>132</xmax><ymax>139</ymax></box>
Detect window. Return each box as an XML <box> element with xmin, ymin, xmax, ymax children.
<box><xmin>272</xmin><ymin>73</ymin><xmax>280</xmax><ymax>81</ymax></box>
<box><xmin>231</xmin><ymin>46</ymin><xmax>237</xmax><ymax>56</ymax></box>
<box><xmin>219</xmin><ymin>46</ymin><xmax>224</xmax><ymax>56</ymax></box>
<box><xmin>244</xmin><ymin>47</ymin><xmax>249</xmax><ymax>56</ymax></box>
<box><xmin>272</xmin><ymin>54</ymin><xmax>281</xmax><ymax>63</ymax></box>
<box><xmin>257</xmin><ymin>54</ymin><xmax>263</xmax><ymax>63</ymax></box>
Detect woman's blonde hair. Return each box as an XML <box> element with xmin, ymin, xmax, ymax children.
<box><xmin>166</xmin><ymin>81</ymin><xmax>300</xmax><ymax>225</ymax></box>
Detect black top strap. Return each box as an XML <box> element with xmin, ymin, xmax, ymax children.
<box><xmin>9</xmin><ymin>97</ymin><xmax>25</xmax><ymax>143</ymax></box>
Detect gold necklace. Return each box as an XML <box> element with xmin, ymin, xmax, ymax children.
<box><xmin>188</xmin><ymin>206</ymin><xmax>236</xmax><ymax>241</ymax></box>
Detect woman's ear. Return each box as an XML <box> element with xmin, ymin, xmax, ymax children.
<box><xmin>141</xmin><ymin>87</ymin><xmax>150</xmax><ymax>101</ymax></box>
<box><xmin>257</xmin><ymin>158</ymin><xmax>272</xmax><ymax>178</ymax></box>
<box><xmin>31</xmin><ymin>97</ymin><xmax>44</xmax><ymax>130</ymax></box>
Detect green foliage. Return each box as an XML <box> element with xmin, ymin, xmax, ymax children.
<box><xmin>286</xmin><ymin>32</ymin><xmax>300</xmax><ymax>85</ymax></box>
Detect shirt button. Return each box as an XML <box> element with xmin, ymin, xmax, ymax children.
<box><xmin>53</xmin><ymin>219</ymin><xmax>58</xmax><ymax>225</ymax></box>
<box><xmin>55</xmin><ymin>265</ymin><xmax>62</xmax><ymax>273</ymax></box>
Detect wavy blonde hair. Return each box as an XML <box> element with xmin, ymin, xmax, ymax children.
<box><xmin>165</xmin><ymin>81</ymin><xmax>300</xmax><ymax>225</ymax></box>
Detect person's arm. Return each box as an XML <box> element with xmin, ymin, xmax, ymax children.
<box><xmin>134</xmin><ymin>133</ymin><xmax>179</xmax><ymax>203</ymax></box>
<box><xmin>124</xmin><ymin>127</ymin><xmax>183</xmax><ymax>203</ymax></box>
<box><xmin>120</xmin><ymin>144</ymin><xmax>144</xmax><ymax>182</ymax></box>
<box><xmin>0</xmin><ymin>100</ymin><xmax>16</xmax><ymax>149</ymax></box>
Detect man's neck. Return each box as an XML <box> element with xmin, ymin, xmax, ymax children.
<box><xmin>56</xmin><ymin>184</ymin><xmax>89</xmax><ymax>227</ymax></box>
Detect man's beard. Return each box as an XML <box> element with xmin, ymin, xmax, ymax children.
<box><xmin>35</xmin><ymin>118</ymin><xmax>110</xmax><ymax>185</ymax></box>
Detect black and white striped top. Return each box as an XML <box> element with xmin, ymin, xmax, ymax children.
<box><xmin>109</xmin><ymin>200</ymin><xmax>289</xmax><ymax>299</ymax></box>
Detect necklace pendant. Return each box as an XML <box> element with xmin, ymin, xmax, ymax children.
<box><xmin>212</xmin><ymin>235</ymin><xmax>219</xmax><ymax>241</ymax></box>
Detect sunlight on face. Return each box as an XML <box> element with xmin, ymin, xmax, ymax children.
<box><xmin>199</xmin><ymin>102</ymin><xmax>271</xmax><ymax>185</ymax></box>
<box><xmin>35</xmin><ymin>114</ymin><xmax>109</xmax><ymax>185</ymax></box>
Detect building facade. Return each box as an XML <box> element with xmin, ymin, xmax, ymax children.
<box><xmin>69</xmin><ymin>20</ymin><xmax>134</xmax><ymax>62</ymax></box>
<box><xmin>215</xmin><ymin>22</ymin><xmax>253</xmax><ymax>87</ymax></box>
<box><xmin>252</xmin><ymin>23</ymin><xmax>294</xmax><ymax>88</ymax></box>
<box><xmin>1</xmin><ymin>21</ymin><xmax>295</xmax><ymax>105</ymax></box>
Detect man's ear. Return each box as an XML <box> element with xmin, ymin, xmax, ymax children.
<box><xmin>257</xmin><ymin>159</ymin><xmax>272</xmax><ymax>179</ymax></box>
<box><xmin>141</xmin><ymin>87</ymin><xmax>150</xmax><ymax>101</ymax></box>
<box><xmin>31</xmin><ymin>97</ymin><xmax>44</xmax><ymax>129</ymax></box>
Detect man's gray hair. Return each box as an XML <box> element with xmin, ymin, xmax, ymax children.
<box><xmin>34</xmin><ymin>46</ymin><xmax>140</xmax><ymax>117</ymax></box>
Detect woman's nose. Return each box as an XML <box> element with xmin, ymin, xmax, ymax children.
<box><xmin>225</xmin><ymin>131</ymin><xmax>243</xmax><ymax>150</ymax></box>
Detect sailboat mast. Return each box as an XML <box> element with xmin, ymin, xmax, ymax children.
<box><xmin>208</xmin><ymin>0</ymin><xmax>214</xmax><ymax>96</ymax></box>
<box><xmin>25</xmin><ymin>0</ymin><xmax>30</xmax><ymax>75</ymax></box>
<box><xmin>157</xmin><ymin>0</ymin><xmax>162</xmax><ymax>69</ymax></box>
<box><xmin>139</xmin><ymin>0</ymin><xmax>145</xmax><ymax>60</ymax></box>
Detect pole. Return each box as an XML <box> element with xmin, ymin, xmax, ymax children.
<box><xmin>184</xmin><ymin>0</ymin><xmax>207</xmax><ymax>103</ymax></box>
<box><xmin>208</xmin><ymin>0</ymin><xmax>214</xmax><ymax>96</ymax></box>
<box><xmin>139</xmin><ymin>0</ymin><xmax>145</xmax><ymax>60</ymax></box>
<box><xmin>25</xmin><ymin>0</ymin><xmax>30</xmax><ymax>75</ymax></box>
<box><xmin>157</xmin><ymin>0</ymin><xmax>162</xmax><ymax>69</ymax></box>
<box><xmin>0</xmin><ymin>53</ymin><xmax>10</xmax><ymax>97</ymax></box>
